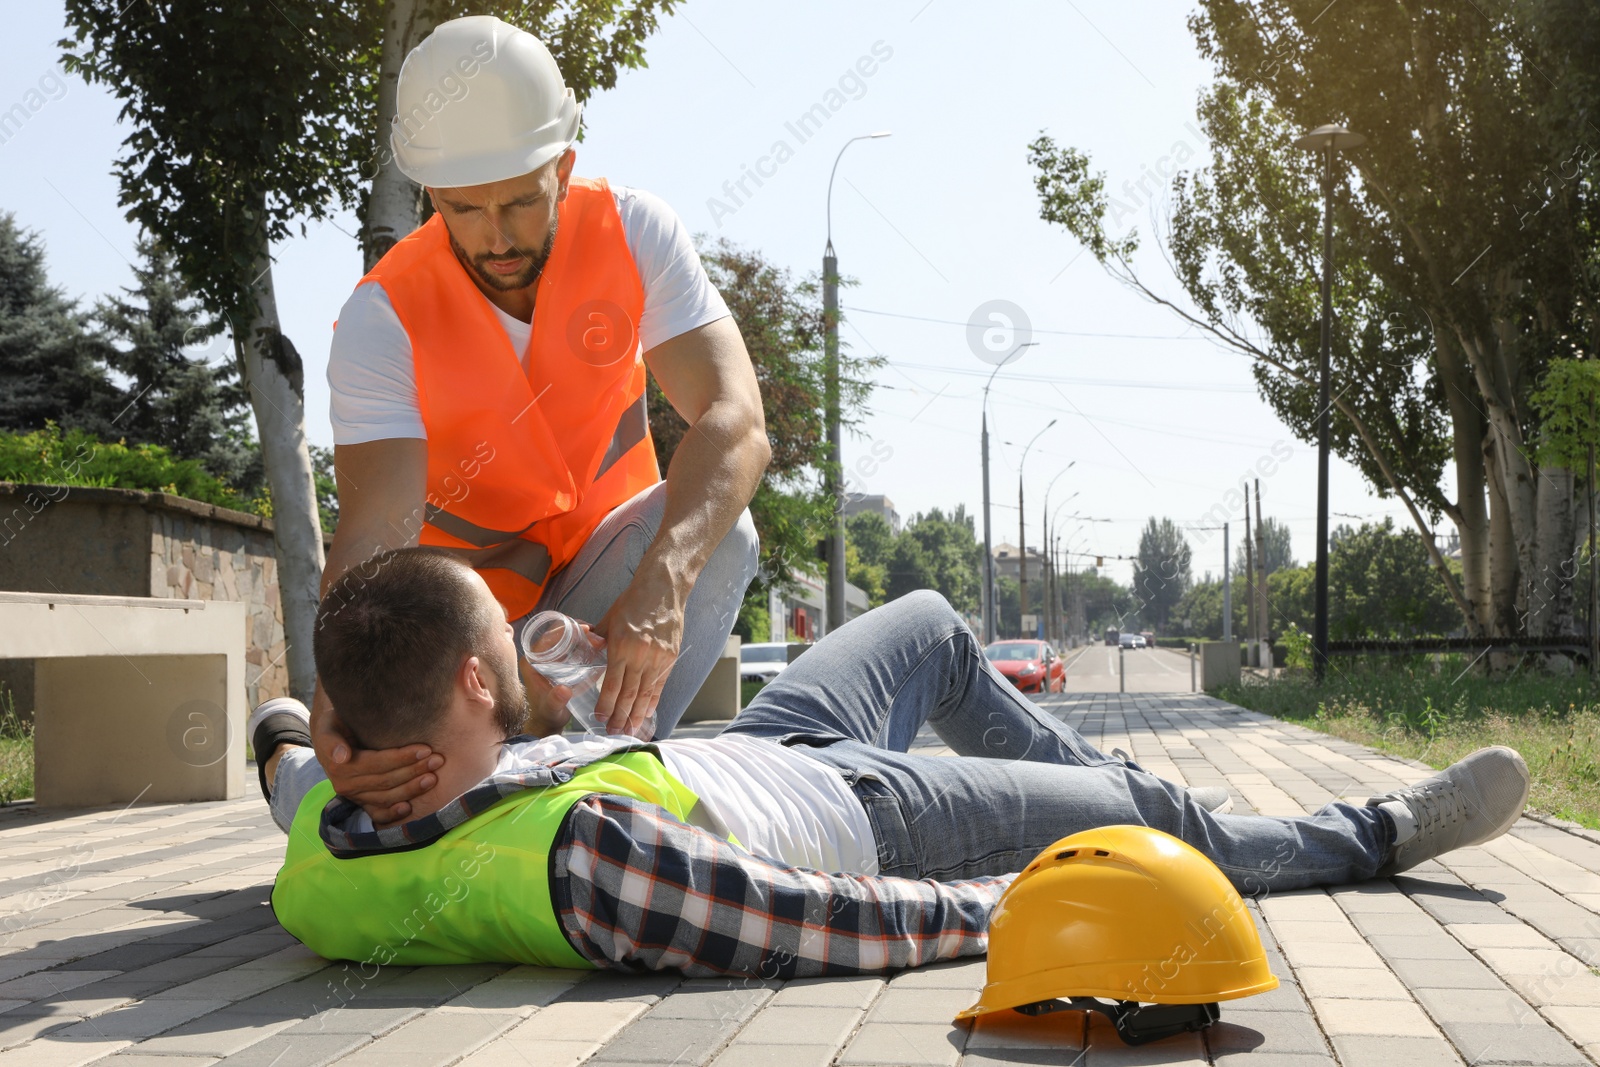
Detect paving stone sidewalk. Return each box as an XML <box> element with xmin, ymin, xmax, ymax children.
<box><xmin>3</xmin><ymin>693</ymin><xmax>1600</xmax><ymax>1066</ymax></box>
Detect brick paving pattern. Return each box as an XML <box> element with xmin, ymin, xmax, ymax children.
<box><xmin>3</xmin><ymin>693</ymin><xmax>1599</xmax><ymax>1065</ymax></box>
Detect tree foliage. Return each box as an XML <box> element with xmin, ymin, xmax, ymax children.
<box><xmin>648</xmin><ymin>239</ymin><xmax>880</xmax><ymax>602</ymax></box>
<box><xmin>60</xmin><ymin>1</ymin><xmax>374</xmax><ymax>326</ymax></box>
<box><xmin>1029</xmin><ymin>0</ymin><xmax>1600</xmax><ymax>647</ymax></box>
<box><xmin>96</xmin><ymin>241</ymin><xmax>257</xmax><ymax>489</ymax></box>
<box><xmin>0</xmin><ymin>214</ymin><xmax>120</xmax><ymax>439</ymax></box>
<box><xmin>1133</xmin><ymin>517</ymin><xmax>1193</xmax><ymax>629</ymax></box>
<box><xmin>884</xmin><ymin>507</ymin><xmax>984</xmax><ymax>613</ymax></box>
<box><xmin>1235</xmin><ymin>515</ymin><xmax>1294</xmax><ymax>575</ymax></box>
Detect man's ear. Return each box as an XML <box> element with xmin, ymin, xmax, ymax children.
<box><xmin>458</xmin><ymin>654</ymin><xmax>495</xmax><ymax>710</ymax></box>
<box><xmin>554</xmin><ymin>148</ymin><xmax>575</xmax><ymax>202</ymax></box>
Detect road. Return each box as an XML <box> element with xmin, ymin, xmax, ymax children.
<box><xmin>1056</xmin><ymin>643</ymin><xmax>1198</xmax><ymax>693</ymax></box>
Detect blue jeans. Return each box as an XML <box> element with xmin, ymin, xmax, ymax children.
<box><xmin>518</xmin><ymin>481</ymin><xmax>759</xmax><ymax>739</ymax></box>
<box><xmin>724</xmin><ymin>590</ymin><xmax>1393</xmax><ymax>895</ymax></box>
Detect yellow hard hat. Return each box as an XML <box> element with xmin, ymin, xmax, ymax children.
<box><xmin>957</xmin><ymin>825</ymin><xmax>1278</xmax><ymax>1045</ymax></box>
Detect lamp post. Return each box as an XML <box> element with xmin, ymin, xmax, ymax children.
<box><xmin>1016</xmin><ymin>420</ymin><xmax>1058</xmax><ymax>638</ymax></box>
<box><xmin>1041</xmin><ymin>469</ymin><xmax>1076</xmax><ymax>642</ymax></box>
<box><xmin>980</xmin><ymin>342</ymin><xmax>1038</xmax><ymax>642</ymax></box>
<box><xmin>1293</xmin><ymin>123</ymin><xmax>1364</xmax><ymax>681</ymax></box>
<box><xmin>824</xmin><ymin>130</ymin><xmax>892</xmax><ymax>634</ymax></box>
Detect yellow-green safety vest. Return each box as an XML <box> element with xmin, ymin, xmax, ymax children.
<box><xmin>270</xmin><ymin>751</ymin><xmax>700</xmax><ymax>969</ymax></box>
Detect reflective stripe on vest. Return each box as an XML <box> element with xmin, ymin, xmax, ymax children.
<box><xmin>358</xmin><ymin>177</ymin><xmax>661</xmax><ymax>619</ymax></box>
<box><xmin>270</xmin><ymin>751</ymin><xmax>701</xmax><ymax>968</ymax></box>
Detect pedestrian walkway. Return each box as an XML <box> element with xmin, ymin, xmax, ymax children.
<box><xmin>2</xmin><ymin>693</ymin><xmax>1599</xmax><ymax>1066</ymax></box>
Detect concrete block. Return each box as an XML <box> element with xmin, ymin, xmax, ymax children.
<box><xmin>1311</xmin><ymin>996</ymin><xmax>1437</xmax><ymax>1036</ymax></box>
<box><xmin>683</xmin><ymin>636</ymin><xmax>741</xmax><ymax>723</ymax></box>
<box><xmin>732</xmin><ymin>1006</ymin><xmax>862</xmax><ymax>1047</ymax></box>
<box><xmin>1385</xmin><ymin>956</ymin><xmax>1507</xmax><ymax>990</ymax></box>
<box><xmin>1420</xmin><ymin>985</ymin><xmax>1542</xmax><ymax>1023</ymax></box>
<box><xmin>1206</xmin><ymin>1008</ymin><xmax>1329</xmax><ymax>1056</ymax></box>
<box><xmin>331</xmin><ymin>1011</ymin><xmax>522</xmax><ymax>1066</ymax></box>
<box><xmin>837</xmin><ymin>1022</ymin><xmax>962</xmax><ymax>1066</ymax></box>
<box><xmin>1329</xmin><ymin>1034</ymin><xmax>1462</xmax><ymax>1067</ymax></box>
<box><xmin>1434</xmin><ymin>1020</ymin><xmax>1590</xmax><ymax>1065</ymax></box>
<box><xmin>963</xmin><ymin>1008</ymin><xmax>1085</xmax><ymax>1051</ymax></box>
<box><xmin>711</xmin><ymin>1045</ymin><xmax>837</xmax><ymax>1067</ymax></box>
<box><xmin>1293</xmin><ymin>966</ymin><xmax>1410</xmax><ymax>1001</ymax></box>
<box><xmin>585</xmin><ymin>1016</ymin><xmax>742</xmax><ymax>1066</ymax></box>
<box><xmin>867</xmin><ymin>986</ymin><xmax>978</xmax><ymax>1023</ymax></box>
<box><xmin>769</xmin><ymin>978</ymin><xmax>883</xmax><ymax>1009</ymax></box>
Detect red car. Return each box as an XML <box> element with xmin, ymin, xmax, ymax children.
<box><xmin>984</xmin><ymin>640</ymin><xmax>1065</xmax><ymax>694</ymax></box>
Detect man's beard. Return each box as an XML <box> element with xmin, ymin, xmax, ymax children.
<box><xmin>449</xmin><ymin>217</ymin><xmax>558</xmax><ymax>292</ymax></box>
<box><xmin>487</xmin><ymin>647</ymin><xmax>530</xmax><ymax>739</ymax></box>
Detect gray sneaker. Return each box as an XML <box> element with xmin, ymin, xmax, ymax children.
<box><xmin>1366</xmin><ymin>746</ymin><xmax>1530</xmax><ymax>876</ymax></box>
<box><xmin>1188</xmin><ymin>786</ymin><xmax>1234</xmax><ymax>815</ymax></box>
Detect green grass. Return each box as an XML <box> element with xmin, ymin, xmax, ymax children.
<box><xmin>741</xmin><ymin>679</ymin><xmax>766</xmax><ymax>709</ymax></box>
<box><xmin>0</xmin><ymin>684</ymin><xmax>33</xmax><ymax>806</ymax></box>
<box><xmin>1216</xmin><ymin>659</ymin><xmax>1600</xmax><ymax>829</ymax></box>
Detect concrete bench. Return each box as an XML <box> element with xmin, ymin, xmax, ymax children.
<box><xmin>0</xmin><ymin>591</ymin><xmax>246</xmax><ymax>806</ymax></box>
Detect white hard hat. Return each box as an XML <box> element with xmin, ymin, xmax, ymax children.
<box><xmin>391</xmin><ymin>15</ymin><xmax>581</xmax><ymax>188</ymax></box>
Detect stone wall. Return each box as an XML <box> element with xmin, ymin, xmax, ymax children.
<box><xmin>0</xmin><ymin>483</ymin><xmax>314</xmax><ymax>716</ymax></box>
<box><xmin>147</xmin><ymin>505</ymin><xmax>288</xmax><ymax>708</ymax></box>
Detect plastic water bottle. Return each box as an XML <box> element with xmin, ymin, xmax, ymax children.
<box><xmin>519</xmin><ymin>611</ymin><xmax>654</xmax><ymax>738</ymax></box>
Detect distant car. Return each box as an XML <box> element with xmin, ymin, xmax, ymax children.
<box><xmin>739</xmin><ymin>642</ymin><xmax>791</xmax><ymax>684</ymax></box>
<box><xmin>985</xmin><ymin>640</ymin><xmax>1065</xmax><ymax>694</ymax></box>
<box><xmin>1118</xmin><ymin>632</ymin><xmax>1142</xmax><ymax>650</ymax></box>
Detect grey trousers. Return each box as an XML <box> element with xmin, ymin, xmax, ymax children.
<box><xmin>517</xmin><ymin>480</ymin><xmax>759</xmax><ymax>738</ymax></box>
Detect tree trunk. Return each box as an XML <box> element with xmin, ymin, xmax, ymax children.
<box><xmin>239</xmin><ymin>202</ymin><xmax>325</xmax><ymax>703</ymax></box>
<box><xmin>1530</xmin><ymin>465</ymin><xmax>1576</xmax><ymax>652</ymax></box>
<box><xmin>362</xmin><ymin>0</ymin><xmax>435</xmax><ymax>271</ymax></box>
<box><xmin>1434</xmin><ymin>332</ymin><xmax>1492</xmax><ymax>635</ymax></box>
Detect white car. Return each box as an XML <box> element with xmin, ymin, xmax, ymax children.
<box><xmin>740</xmin><ymin>642</ymin><xmax>791</xmax><ymax>684</ymax></box>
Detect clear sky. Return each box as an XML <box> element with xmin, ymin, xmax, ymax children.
<box><xmin>1</xmin><ymin>0</ymin><xmax>1417</xmax><ymax>586</ymax></box>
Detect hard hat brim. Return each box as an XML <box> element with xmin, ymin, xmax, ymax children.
<box><xmin>957</xmin><ymin>966</ymin><xmax>1279</xmax><ymax>1021</ymax></box>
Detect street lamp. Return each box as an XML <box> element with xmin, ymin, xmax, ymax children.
<box><xmin>824</xmin><ymin>131</ymin><xmax>892</xmax><ymax>633</ymax></box>
<box><xmin>1017</xmin><ymin>420</ymin><xmax>1058</xmax><ymax>637</ymax></box>
<box><xmin>1041</xmin><ymin>466</ymin><xmax>1075</xmax><ymax>642</ymax></box>
<box><xmin>1293</xmin><ymin>123</ymin><xmax>1364</xmax><ymax>681</ymax></box>
<box><xmin>980</xmin><ymin>342</ymin><xmax>1038</xmax><ymax>641</ymax></box>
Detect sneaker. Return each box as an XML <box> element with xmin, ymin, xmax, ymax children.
<box><xmin>249</xmin><ymin>697</ymin><xmax>312</xmax><ymax>800</ymax></box>
<box><xmin>1188</xmin><ymin>786</ymin><xmax>1234</xmax><ymax>815</ymax></box>
<box><xmin>1365</xmin><ymin>746</ymin><xmax>1530</xmax><ymax>877</ymax></box>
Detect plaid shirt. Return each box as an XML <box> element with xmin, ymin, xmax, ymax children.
<box><xmin>551</xmin><ymin>794</ymin><xmax>1012</xmax><ymax>978</ymax></box>
<box><xmin>313</xmin><ymin>734</ymin><xmax>1011</xmax><ymax>976</ymax></box>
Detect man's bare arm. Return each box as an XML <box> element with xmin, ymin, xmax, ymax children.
<box><xmin>593</xmin><ymin>316</ymin><xmax>770</xmax><ymax>733</ymax></box>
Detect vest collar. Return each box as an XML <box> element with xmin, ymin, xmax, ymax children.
<box><xmin>319</xmin><ymin>734</ymin><xmax>655</xmax><ymax>858</ymax></box>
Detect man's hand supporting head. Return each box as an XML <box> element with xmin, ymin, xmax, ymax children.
<box><xmin>315</xmin><ymin>548</ymin><xmax>531</xmax><ymax>826</ymax></box>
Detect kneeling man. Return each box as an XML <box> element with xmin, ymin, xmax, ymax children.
<box><xmin>261</xmin><ymin>548</ymin><xmax>1530</xmax><ymax>978</ymax></box>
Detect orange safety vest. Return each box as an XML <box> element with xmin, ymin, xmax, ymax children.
<box><xmin>358</xmin><ymin>177</ymin><xmax>660</xmax><ymax>618</ymax></box>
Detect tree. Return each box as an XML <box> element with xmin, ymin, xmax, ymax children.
<box><xmin>1174</xmin><ymin>575</ymin><xmax>1247</xmax><ymax>640</ymax></box>
<box><xmin>1261</xmin><ymin>520</ymin><xmax>1460</xmax><ymax>640</ymax></box>
<box><xmin>1029</xmin><ymin>0</ymin><xmax>1600</xmax><ymax>652</ymax></box>
<box><xmin>62</xmin><ymin>0</ymin><xmax>375</xmax><ymax>701</ymax></box>
<box><xmin>1072</xmin><ymin>566</ymin><xmax>1130</xmax><ymax>638</ymax></box>
<box><xmin>95</xmin><ymin>241</ymin><xmax>256</xmax><ymax>488</ymax></box>
<box><xmin>847</xmin><ymin>511</ymin><xmax>894</xmax><ymax>569</ymax></box>
<box><xmin>361</xmin><ymin>0</ymin><xmax>680</xmax><ymax>270</ymax></box>
<box><xmin>648</xmin><ymin>239</ymin><xmax>878</xmax><ymax>613</ymax></box>
<box><xmin>886</xmin><ymin>506</ymin><xmax>983</xmax><ymax>612</ymax></box>
<box><xmin>1133</xmin><ymin>517</ymin><xmax>1192</xmax><ymax>630</ymax></box>
<box><xmin>1235</xmin><ymin>516</ymin><xmax>1294</xmax><ymax>576</ymax></box>
<box><xmin>846</xmin><ymin>511</ymin><xmax>893</xmax><ymax>608</ymax></box>
<box><xmin>0</xmin><ymin>214</ymin><xmax>120</xmax><ymax>439</ymax></box>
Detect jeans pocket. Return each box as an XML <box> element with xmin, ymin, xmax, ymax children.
<box><xmin>851</xmin><ymin>775</ymin><xmax>920</xmax><ymax>878</ymax></box>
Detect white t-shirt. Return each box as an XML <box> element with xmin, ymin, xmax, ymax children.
<box><xmin>656</xmin><ymin>734</ymin><xmax>880</xmax><ymax>875</ymax></box>
<box><xmin>342</xmin><ymin>732</ymin><xmax>879</xmax><ymax>875</ymax></box>
<box><xmin>326</xmin><ymin>183</ymin><xmax>732</xmax><ymax>446</ymax></box>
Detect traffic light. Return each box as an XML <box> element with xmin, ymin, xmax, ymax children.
<box><xmin>1096</xmin><ymin>556</ymin><xmax>1104</xmax><ymax>567</ymax></box>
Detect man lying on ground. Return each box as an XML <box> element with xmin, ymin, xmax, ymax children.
<box><xmin>259</xmin><ymin>547</ymin><xmax>1531</xmax><ymax>978</ymax></box>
